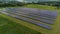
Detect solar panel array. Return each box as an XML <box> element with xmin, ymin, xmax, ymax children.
<box><xmin>1</xmin><ymin>8</ymin><xmax>58</xmax><ymax>30</ymax></box>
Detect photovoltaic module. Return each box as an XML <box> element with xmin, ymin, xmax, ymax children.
<box><xmin>1</xmin><ymin>8</ymin><xmax>58</xmax><ymax>30</ymax></box>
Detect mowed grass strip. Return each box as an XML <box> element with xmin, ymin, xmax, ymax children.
<box><xmin>0</xmin><ymin>14</ymin><xmax>41</xmax><ymax>34</ymax></box>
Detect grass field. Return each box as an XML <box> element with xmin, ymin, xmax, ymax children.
<box><xmin>0</xmin><ymin>14</ymin><xmax>41</xmax><ymax>34</ymax></box>
<box><xmin>23</xmin><ymin>4</ymin><xmax>57</xmax><ymax>10</ymax></box>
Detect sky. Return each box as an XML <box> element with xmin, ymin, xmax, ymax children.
<box><xmin>17</xmin><ymin>0</ymin><xmax>59</xmax><ymax>2</ymax></box>
<box><xmin>0</xmin><ymin>0</ymin><xmax>59</xmax><ymax>1</ymax></box>
<box><xmin>17</xmin><ymin>0</ymin><xmax>23</xmax><ymax>2</ymax></box>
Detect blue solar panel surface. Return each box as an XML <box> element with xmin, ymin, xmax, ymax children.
<box><xmin>1</xmin><ymin>8</ymin><xmax>58</xmax><ymax>30</ymax></box>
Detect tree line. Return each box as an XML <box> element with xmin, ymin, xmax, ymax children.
<box><xmin>0</xmin><ymin>1</ymin><xmax>25</xmax><ymax>7</ymax></box>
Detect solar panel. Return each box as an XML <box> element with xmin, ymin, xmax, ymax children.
<box><xmin>14</xmin><ymin>16</ymin><xmax>51</xmax><ymax>29</ymax></box>
<box><xmin>30</xmin><ymin>13</ymin><xmax>57</xmax><ymax>19</ymax></box>
<box><xmin>13</xmin><ymin>15</ymin><xmax>52</xmax><ymax>29</ymax></box>
<box><xmin>3</xmin><ymin>9</ymin><xmax>56</xmax><ymax>24</ymax></box>
<box><xmin>6</xmin><ymin>12</ymin><xmax>53</xmax><ymax>25</ymax></box>
<box><xmin>1</xmin><ymin>8</ymin><xmax>58</xmax><ymax>30</ymax></box>
<box><xmin>15</xmin><ymin>14</ymin><xmax>54</xmax><ymax>24</ymax></box>
<box><xmin>34</xmin><ymin>18</ymin><xmax>54</xmax><ymax>24</ymax></box>
<box><xmin>28</xmin><ymin>14</ymin><xmax>55</xmax><ymax>21</ymax></box>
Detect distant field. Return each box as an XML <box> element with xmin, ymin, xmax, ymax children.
<box><xmin>2</xmin><ymin>4</ymin><xmax>59</xmax><ymax>10</ymax></box>
<box><xmin>0</xmin><ymin>14</ymin><xmax>41</xmax><ymax>34</ymax></box>
<box><xmin>23</xmin><ymin>4</ymin><xmax>58</xmax><ymax>10</ymax></box>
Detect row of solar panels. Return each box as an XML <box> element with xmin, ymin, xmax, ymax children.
<box><xmin>5</xmin><ymin>9</ymin><xmax>57</xmax><ymax>21</ymax></box>
<box><xmin>1</xmin><ymin>11</ymin><xmax>51</xmax><ymax>29</ymax></box>
<box><xmin>7</xmin><ymin>8</ymin><xmax>57</xmax><ymax>19</ymax></box>
<box><xmin>8</xmin><ymin>14</ymin><xmax>52</xmax><ymax>30</ymax></box>
<box><xmin>3</xmin><ymin>11</ymin><xmax>54</xmax><ymax>24</ymax></box>
<box><xmin>1</xmin><ymin>8</ymin><xmax>58</xmax><ymax>30</ymax></box>
<box><xmin>2</xmin><ymin>12</ymin><xmax>51</xmax><ymax>29</ymax></box>
<box><xmin>9</xmin><ymin>13</ymin><xmax>54</xmax><ymax>24</ymax></box>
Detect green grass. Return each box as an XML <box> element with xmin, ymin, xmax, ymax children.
<box><xmin>23</xmin><ymin>4</ymin><xmax>58</xmax><ymax>10</ymax></box>
<box><xmin>0</xmin><ymin>14</ymin><xmax>41</xmax><ymax>34</ymax></box>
